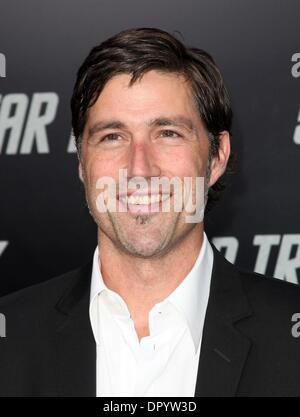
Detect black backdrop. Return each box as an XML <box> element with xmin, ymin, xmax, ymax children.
<box><xmin>0</xmin><ymin>0</ymin><xmax>299</xmax><ymax>296</ymax></box>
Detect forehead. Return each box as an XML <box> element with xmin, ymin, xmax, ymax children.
<box><xmin>87</xmin><ymin>70</ymin><xmax>198</xmax><ymax>122</ymax></box>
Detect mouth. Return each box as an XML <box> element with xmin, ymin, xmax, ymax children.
<box><xmin>117</xmin><ymin>192</ymin><xmax>172</xmax><ymax>214</ymax></box>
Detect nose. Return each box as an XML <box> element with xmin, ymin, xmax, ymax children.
<box><xmin>126</xmin><ymin>142</ymin><xmax>161</xmax><ymax>179</ymax></box>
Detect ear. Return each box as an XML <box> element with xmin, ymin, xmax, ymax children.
<box><xmin>208</xmin><ymin>131</ymin><xmax>231</xmax><ymax>187</ymax></box>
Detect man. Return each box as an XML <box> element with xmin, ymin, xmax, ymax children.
<box><xmin>1</xmin><ymin>28</ymin><xmax>300</xmax><ymax>397</ymax></box>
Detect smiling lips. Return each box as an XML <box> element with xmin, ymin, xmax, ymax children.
<box><xmin>119</xmin><ymin>193</ymin><xmax>170</xmax><ymax>205</ymax></box>
<box><xmin>117</xmin><ymin>192</ymin><xmax>172</xmax><ymax>214</ymax></box>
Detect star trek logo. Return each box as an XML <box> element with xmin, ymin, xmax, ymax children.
<box><xmin>0</xmin><ymin>93</ymin><xmax>58</xmax><ymax>154</ymax></box>
<box><xmin>213</xmin><ymin>234</ymin><xmax>300</xmax><ymax>284</ymax></box>
<box><xmin>0</xmin><ymin>241</ymin><xmax>8</xmax><ymax>258</ymax></box>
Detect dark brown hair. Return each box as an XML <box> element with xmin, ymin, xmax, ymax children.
<box><xmin>71</xmin><ymin>27</ymin><xmax>234</xmax><ymax>211</ymax></box>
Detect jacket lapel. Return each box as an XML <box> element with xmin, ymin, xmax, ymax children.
<box><xmin>54</xmin><ymin>261</ymin><xmax>96</xmax><ymax>397</ymax></box>
<box><xmin>194</xmin><ymin>245</ymin><xmax>253</xmax><ymax>397</ymax></box>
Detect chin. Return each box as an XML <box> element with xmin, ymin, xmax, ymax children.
<box><xmin>121</xmin><ymin>237</ymin><xmax>168</xmax><ymax>258</ymax></box>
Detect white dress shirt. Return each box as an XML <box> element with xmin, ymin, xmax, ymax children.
<box><xmin>89</xmin><ymin>232</ymin><xmax>213</xmax><ymax>397</ymax></box>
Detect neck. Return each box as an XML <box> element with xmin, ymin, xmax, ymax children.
<box><xmin>98</xmin><ymin>225</ymin><xmax>204</xmax><ymax>340</ymax></box>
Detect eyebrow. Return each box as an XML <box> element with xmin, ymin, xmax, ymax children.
<box><xmin>148</xmin><ymin>116</ymin><xmax>196</xmax><ymax>132</ymax></box>
<box><xmin>87</xmin><ymin>121</ymin><xmax>126</xmax><ymax>138</ymax></box>
<box><xmin>87</xmin><ymin>116</ymin><xmax>196</xmax><ymax>138</ymax></box>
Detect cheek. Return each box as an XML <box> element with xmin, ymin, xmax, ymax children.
<box><xmin>162</xmin><ymin>148</ymin><xmax>207</xmax><ymax>178</ymax></box>
<box><xmin>84</xmin><ymin>154</ymin><xmax>117</xmax><ymax>186</ymax></box>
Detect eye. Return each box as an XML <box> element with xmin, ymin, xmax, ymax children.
<box><xmin>101</xmin><ymin>133</ymin><xmax>121</xmax><ymax>142</ymax></box>
<box><xmin>159</xmin><ymin>130</ymin><xmax>181</xmax><ymax>138</ymax></box>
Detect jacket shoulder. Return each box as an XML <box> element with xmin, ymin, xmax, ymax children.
<box><xmin>213</xmin><ymin>246</ymin><xmax>300</xmax><ymax>301</ymax></box>
<box><xmin>212</xmin><ymin>246</ymin><xmax>300</xmax><ymax>315</ymax></box>
<box><xmin>0</xmin><ymin>261</ymin><xmax>92</xmax><ymax>316</ymax></box>
<box><xmin>230</xmin><ymin>265</ymin><xmax>300</xmax><ymax>330</ymax></box>
<box><xmin>239</xmin><ymin>267</ymin><xmax>300</xmax><ymax>308</ymax></box>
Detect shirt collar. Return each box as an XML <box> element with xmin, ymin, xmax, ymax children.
<box><xmin>89</xmin><ymin>232</ymin><xmax>213</xmax><ymax>351</ymax></box>
<box><xmin>89</xmin><ymin>246</ymin><xmax>108</xmax><ymax>305</ymax></box>
<box><xmin>165</xmin><ymin>232</ymin><xmax>213</xmax><ymax>351</ymax></box>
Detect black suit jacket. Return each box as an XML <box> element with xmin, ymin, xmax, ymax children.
<box><xmin>1</xmin><ymin>244</ymin><xmax>300</xmax><ymax>397</ymax></box>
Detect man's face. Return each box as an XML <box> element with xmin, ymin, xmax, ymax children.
<box><xmin>79</xmin><ymin>70</ymin><xmax>219</xmax><ymax>258</ymax></box>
